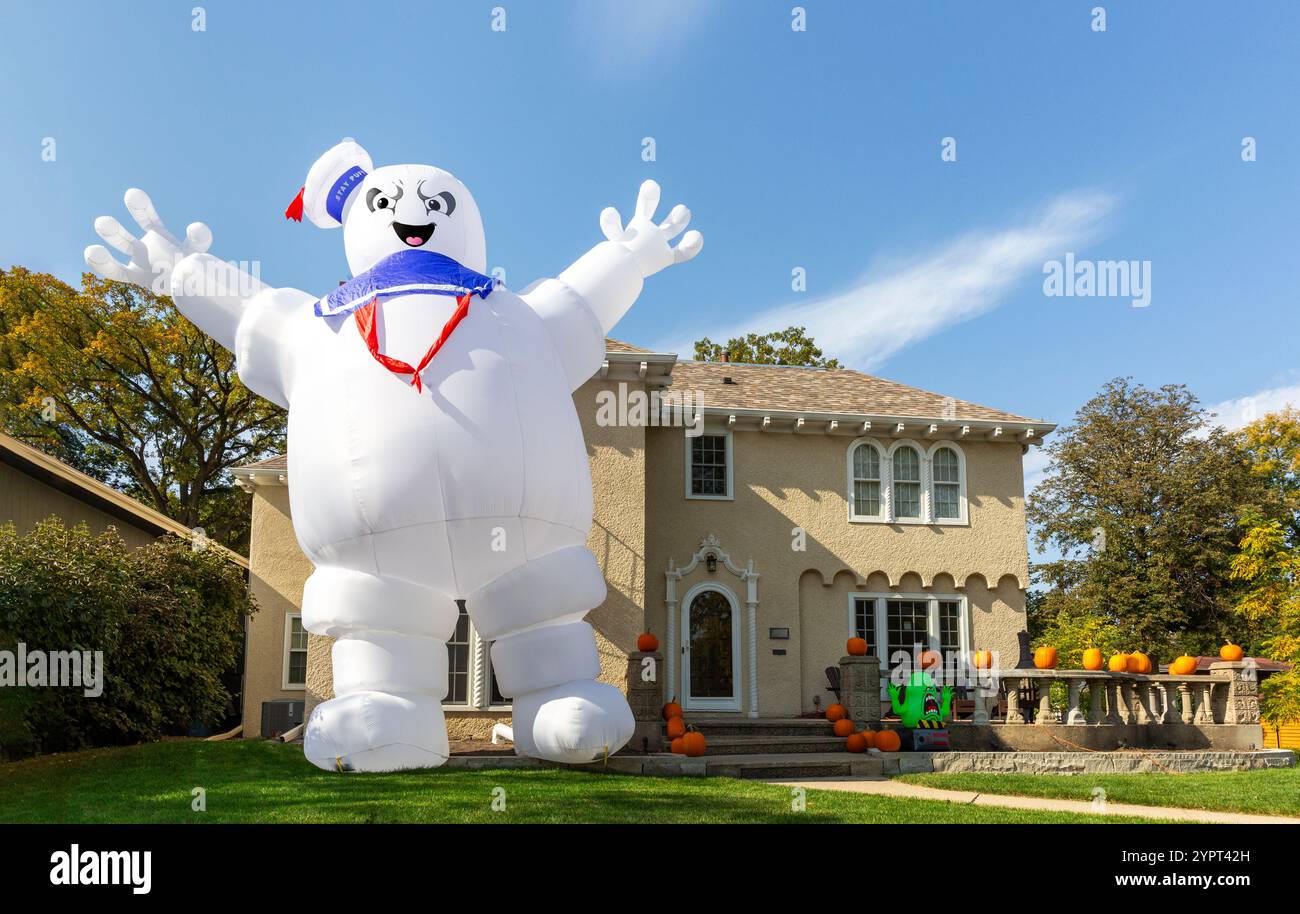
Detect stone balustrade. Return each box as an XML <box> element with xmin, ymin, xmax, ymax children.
<box><xmin>845</xmin><ymin>658</ymin><xmax>1265</xmax><ymax>751</ymax></box>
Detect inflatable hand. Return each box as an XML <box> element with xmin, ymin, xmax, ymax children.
<box><xmin>85</xmin><ymin>189</ymin><xmax>212</xmax><ymax>294</ymax></box>
<box><xmin>599</xmin><ymin>179</ymin><xmax>703</xmax><ymax>279</ymax></box>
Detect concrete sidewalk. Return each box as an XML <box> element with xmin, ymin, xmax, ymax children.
<box><xmin>765</xmin><ymin>776</ymin><xmax>1300</xmax><ymax>824</ymax></box>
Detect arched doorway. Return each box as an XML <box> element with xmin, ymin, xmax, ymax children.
<box><xmin>680</xmin><ymin>583</ymin><xmax>741</xmax><ymax>711</ymax></box>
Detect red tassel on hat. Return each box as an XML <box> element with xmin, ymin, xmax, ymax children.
<box><xmin>284</xmin><ymin>186</ymin><xmax>305</xmax><ymax>222</ymax></box>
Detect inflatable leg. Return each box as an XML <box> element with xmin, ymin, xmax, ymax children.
<box><xmin>467</xmin><ymin>547</ymin><xmax>634</xmax><ymax>763</ymax></box>
<box><xmin>301</xmin><ymin>566</ymin><xmax>457</xmax><ymax>772</ymax></box>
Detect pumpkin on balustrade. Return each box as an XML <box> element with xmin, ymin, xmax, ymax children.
<box><xmin>1082</xmin><ymin>648</ymin><xmax>1104</xmax><ymax>671</ymax></box>
<box><xmin>1220</xmin><ymin>642</ymin><xmax>1244</xmax><ymax>662</ymax></box>
<box><xmin>1169</xmin><ymin>655</ymin><xmax>1198</xmax><ymax>676</ymax></box>
<box><xmin>1108</xmin><ymin>653</ymin><xmax>1129</xmax><ymax>672</ymax></box>
<box><xmin>1033</xmin><ymin>646</ymin><xmax>1058</xmax><ymax>670</ymax></box>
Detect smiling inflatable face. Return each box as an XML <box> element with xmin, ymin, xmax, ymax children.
<box><xmin>341</xmin><ymin>164</ymin><xmax>486</xmax><ymax>276</ymax></box>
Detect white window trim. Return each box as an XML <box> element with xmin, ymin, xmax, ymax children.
<box><xmin>679</xmin><ymin>581</ymin><xmax>743</xmax><ymax>711</ymax></box>
<box><xmin>848</xmin><ymin>591</ymin><xmax>971</xmax><ymax>700</ymax></box>
<box><xmin>684</xmin><ymin>428</ymin><xmax>734</xmax><ymax>500</ymax></box>
<box><xmin>444</xmin><ymin>618</ymin><xmax>512</xmax><ymax>712</ymax></box>
<box><xmin>282</xmin><ymin>613</ymin><xmax>307</xmax><ymax>691</ymax></box>
<box><xmin>927</xmin><ymin>441</ymin><xmax>969</xmax><ymax>525</ymax></box>
<box><xmin>846</xmin><ymin>437</ymin><xmax>885</xmax><ymax>522</ymax></box>
<box><xmin>846</xmin><ymin>437</ymin><xmax>969</xmax><ymax>527</ymax></box>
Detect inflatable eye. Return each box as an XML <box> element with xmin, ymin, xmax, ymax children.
<box><xmin>366</xmin><ymin>188</ymin><xmax>394</xmax><ymax>213</ymax></box>
<box><xmin>425</xmin><ymin>191</ymin><xmax>456</xmax><ymax>216</ymax></box>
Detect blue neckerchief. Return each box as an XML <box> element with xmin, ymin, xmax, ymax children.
<box><xmin>315</xmin><ymin>249</ymin><xmax>495</xmax><ymax>318</ymax></box>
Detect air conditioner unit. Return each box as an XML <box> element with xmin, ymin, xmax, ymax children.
<box><xmin>261</xmin><ymin>699</ymin><xmax>305</xmax><ymax>739</ymax></box>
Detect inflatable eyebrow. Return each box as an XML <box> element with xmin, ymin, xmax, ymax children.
<box><xmin>86</xmin><ymin>139</ymin><xmax>702</xmax><ymax>771</ymax></box>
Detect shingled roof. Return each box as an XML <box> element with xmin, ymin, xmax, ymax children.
<box><xmin>670</xmin><ymin>360</ymin><xmax>1042</xmax><ymax>424</ymax></box>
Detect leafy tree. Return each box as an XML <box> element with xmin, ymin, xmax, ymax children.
<box><xmin>0</xmin><ymin>267</ymin><xmax>286</xmax><ymax>552</ymax></box>
<box><xmin>694</xmin><ymin>326</ymin><xmax>841</xmax><ymax>368</ymax></box>
<box><xmin>1237</xmin><ymin>407</ymin><xmax>1300</xmax><ymax>542</ymax></box>
<box><xmin>1028</xmin><ymin>378</ymin><xmax>1272</xmax><ymax>656</ymax></box>
<box><xmin>0</xmin><ymin>519</ymin><xmax>254</xmax><ymax>755</ymax></box>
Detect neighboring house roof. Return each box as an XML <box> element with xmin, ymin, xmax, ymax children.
<box><xmin>0</xmin><ymin>430</ymin><xmax>249</xmax><ymax>570</ymax></box>
<box><xmin>671</xmin><ymin>360</ymin><xmax>1045</xmax><ymax>426</ymax></box>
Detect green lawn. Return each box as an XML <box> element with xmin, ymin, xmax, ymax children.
<box><xmin>0</xmin><ymin>739</ymin><xmax>1169</xmax><ymax>824</ymax></box>
<box><xmin>897</xmin><ymin>768</ymin><xmax>1300</xmax><ymax>817</ymax></box>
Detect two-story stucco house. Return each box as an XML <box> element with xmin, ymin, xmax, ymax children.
<box><xmin>233</xmin><ymin>340</ymin><xmax>1053</xmax><ymax>740</ymax></box>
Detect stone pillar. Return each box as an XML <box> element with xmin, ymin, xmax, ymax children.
<box><xmin>1087</xmin><ymin>680</ymin><xmax>1105</xmax><ymax>724</ymax></box>
<box><xmin>746</xmin><ymin>600</ymin><xmax>759</xmax><ymax>719</ymax></box>
<box><xmin>1211</xmin><ymin>661</ymin><xmax>1261</xmax><ymax>725</ymax></box>
<box><xmin>1005</xmin><ymin>676</ymin><xmax>1023</xmax><ymax>724</ymax></box>
<box><xmin>1035</xmin><ymin>678</ymin><xmax>1054</xmax><ymax>724</ymax></box>
<box><xmin>1066</xmin><ymin>677</ymin><xmax>1086</xmax><ymax>725</ymax></box>
<box><xmin>839</xmin><ymin>655</ymin><xmax>882</xmax><ymax>727</ymax></box>
<box><xmin>1177</xmin><ymin>683</ymin><xmax>1194</xmax><ymax>724</ymax></box>
<box><xmin>1133</xmin><ymin>682</ymin><xmax>1152</xmax><ymax>725</ymax></box>
<box><xmin>626</xmin><ymin>651</ymin><xmax>665</xmax><ymax>753</ymax></box>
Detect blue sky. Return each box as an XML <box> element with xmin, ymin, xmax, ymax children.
<box><xmin>3</xmin><ymin>0</ymin><xmax>1298</xmax><ymax>498</ymax></box>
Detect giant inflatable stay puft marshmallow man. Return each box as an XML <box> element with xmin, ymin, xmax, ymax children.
<box><xmin>86</xmin><ymin>139</ymin><xmax>702</xmax><ymax>771</ymax></box>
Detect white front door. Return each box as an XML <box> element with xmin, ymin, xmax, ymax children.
<box><xmin>680</xmin><ymin>584</ymin><xmax>741</xmax><ymax>711</ymax></box>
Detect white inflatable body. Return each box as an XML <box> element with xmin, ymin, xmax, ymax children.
<box><xmin>86</xmin><ymin>141</ymin><xmax>702</xmax><ymax>771</ymax></box>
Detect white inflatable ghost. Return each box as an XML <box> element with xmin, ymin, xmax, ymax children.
<box><xmin>86</xmin><ymin>139</ymin><xmax>702</xmax><ymax>772</ymax></box>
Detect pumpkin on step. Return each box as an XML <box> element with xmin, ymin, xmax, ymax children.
<box><xmin>680</xmin><ymin>731</ymin><xmax>707</xmax><ymax>757</ymax></box>
<box><xmin>1220</xmin><ymin>642</ymin><xmax>1244</xmax><ymax>662</ymax></box>
<box><xmin>845</xmin><ymin>732</ymin><xmax>867</xmax><ymax>753</ymax></box>
<box><xmin>825</xmin><ymin>703</ymin><xmax>848</xmax><ymax>722</ymax></box>
<box><xmin>670</xmin><ymin>737</ymin><xmax>685</xmax><ymax>754</ymax></box>
<box><xmin>636</xmin><ymin>632</ymin><xmax>659</xmax><ymax>653</ymax></box>
<box><xmin>662</xmin><ymin>700</ymin><xmax>682</xmax><ymax>721</ymax></box>
<box><xmin>1082</xmin><ymin>648</ymin><xmax>1103</xmax><ymax>671</ymax></box>
<box><xmin>1033</xmin><ymin>646</ymin><xmax>1058</xmax><ymax>670</ymax></box>
<box><xmin>846</xmin><ymin>637</ymin><xmax>868</xmax><ymax>656</ymax></box>
<box><xmin>1108</xmin><ymin>653</ymin><xmax>1129</xmax><ymax>672</ymax></box>
<box><xmin>832</xmin><ymin>718</ymin><xmax>856</xmax><ymax>737</ymax></box>
<box><xmin>874</xmin><ymin>730</ymin><xmax>901</xmax><ymax>752</ymax></box>
<box><xmin>666</xmin><ymin>716</ymin><xmax>687</xmax><ymax>740</ymax></box>
<box><xmin>859</xmin><ymin>730</ymin><xmax>876</xmax><ymax>749</ymax></box>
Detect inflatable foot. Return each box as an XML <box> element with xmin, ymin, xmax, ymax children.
<box><xmin>304</xmin><ymin>690</ymin><xmax>448</xmax><ymax>772</ymax></box>
<box><xmin>510</xmin><ymin>679</ymin><xmax>634</xmax><ymax>763</ymax></box>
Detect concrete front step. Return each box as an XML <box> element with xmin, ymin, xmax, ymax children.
<box><xmin>704</xmin><ymin>753</ymin><xmax>883</xmax><ymax>780</ymax></box>
<box><xmin>700</xmin><ymin>736</ymin><xmax>847</xmax><ymax>755</ymax></box>
<box><xmin>670</xmin><ymin>718</ymin><xmax>837</xmax><ymax>738</ymax></box>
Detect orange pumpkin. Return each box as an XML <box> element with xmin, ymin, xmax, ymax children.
<box><xmin>666</xmin><ymin>716</ymin><xmax>687</xmax><ymax>739</ymax></box>
<box><xmin>1108</xmin><ymin>653</ymin><xmax>1129</xmax><ymax>672</ymax></box>
<box><xmin>1127</xmin><ymin>652</ymin><xmax>1152</xmax><ymax>675</ymax></box>
<box><xmin>859</xmin><ymin>730</ymin><xmax>876</xmax><ymax>749</ymax></box>
<box><xmin>680</xmin><ymin>731</ymin><xmax>707</xmax><ymax>757</ymax></box>
<box><xmin>832</xmin><ymin>718</ymin><xmax>856</xmax><ymax>737</ymax></box>
<box><xmin>1033</xmin><ymin>646</ymin><xmax>1058</xmax><ymax>670</ymax></box>
<box><xmin>1220</xmin><ymin>642</ymin><xmax>1244</xmax><ymax>662</ymax></box>
<box><xmin>920</xmin><ymin>650</ymin><xmax>943</xmax><ymax>671</ymax></box>
<box><xmin>636</xmin><ymin>632</ymin><xmax>659</xmax><ymax>653</ymax></box>
<box><xmin>846</xmin><ymin>637</ymin><xmax>868</xmax><ymax>656</ymax></box>
<box><xmin>662</xmin><ymin>701</ymin><xmax>682</xmax><ymax>721</ymax></box>
<box><xmin>670</xmin><ymin>737</ymin><xmax>685</xmax><ymax>754</ymax></box>
<box><xmin>1082</xmin><ymin>648</ymin><xmax>1103</xmax><ymax>671</ymax></box>
<box><xmin>972</xmin><ymin>650</ymin><xmax>994</xmax><ymax>670</ymax></box>
<box><xmin>845</xmin><ymin>732</ymin><xmax>868</xmax><ymax>753</ymax></box>
<box><xmin>825</xmin><ymin>703</ymin><xmax>848</xmax><ymax>722</ymax></box>
<box><xmin>874</xmin><ymin>730</ymin><xmax>902</xmax><ymax>752</ymax></box>
<box><xmin>1169</xmin><ymin>655</ymin><xmax>1198</xmax><ymax>676</ymax></box>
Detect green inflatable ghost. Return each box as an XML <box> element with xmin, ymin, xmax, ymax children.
<box><xmin>888</xmin><ymin>670</ymin><xmax>953</xmax><ymax>728</ymax></box>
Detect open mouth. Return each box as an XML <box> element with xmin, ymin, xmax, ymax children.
<box><xmin>923</xmin><ymin>694</ymin><xmax>940</xmax><ymax>716</ymax></box>
<box><xmin>393</xmin><ymin>221</ymin><xmax>435</xmax><ymax>247</ymax></box>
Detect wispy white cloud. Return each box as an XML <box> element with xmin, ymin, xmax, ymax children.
<box><xmin>1204</xmin><ymin>381</ymin><xmax>1300</xmax><ymax>431</ymax></box>
<box><xmin>660</xmin><ymin>190</ymin><xmax>1116</xmax><ymax>370</ymax></box>
<box><xmin>571</xmin><ymin>0</ymin><xmax>721</xmax><ymax>75</ymax></box>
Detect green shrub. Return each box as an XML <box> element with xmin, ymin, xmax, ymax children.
<box><xmin>0</xmin><ymin>519</ymin><xmax>254</xmax><ymax>755</ymax></box>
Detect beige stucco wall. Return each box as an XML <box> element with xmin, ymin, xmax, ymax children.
<box><xmin>244</xmin><ymin>376</ymin><xmax>648</xmax><ymax>740</ymax></box>
<box><xmin>241</xmin><ymin>485</ymin><xmax>314</xmax><ymax>737</ymax></box>
<box><xmin>644</xmin><ymin>422</ymin><xmax>1032</xmax><ymax>717</ymax></box>
<box><xmin>0</xmin><ymin>461</ymin><xmax>158</xmax><ymax>549</ymax></box>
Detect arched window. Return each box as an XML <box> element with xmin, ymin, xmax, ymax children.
<box><xmin>932</xmin><ymin>446</ymin><xmax>961</xmax><ymax>519</ymax></box>
<box><xmin>892</xmin><ymin>445</ymin><xmax>921</xmax><ymax>519</ymax></box>
<box><xmin>850</xmin><ymin>442</ymin><xmax>882</xmax><ymax>519</ymax></box>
